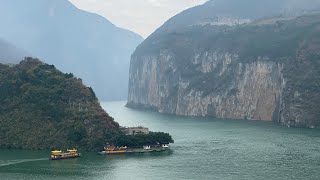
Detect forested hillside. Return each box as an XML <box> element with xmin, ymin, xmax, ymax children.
<box><xmin>0</xmin><ymin>58</ymin><xmax>121</xmax><ymax>150</ymax></box>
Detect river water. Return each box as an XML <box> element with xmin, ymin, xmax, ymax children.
<box><xmin>1</xmin><ymin>101</ymin><xmax>320</xmax><ymax>180</ymax></box>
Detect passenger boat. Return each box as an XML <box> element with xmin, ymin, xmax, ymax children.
<box><xmin>49</xmin><ymin>149</ymin><xmax>81</xmax><ymax>160</ymax></box>
<box><xmin>98</xmin><ymin>144</ymin><xmax>170</xmax><ymax>155</ymax></box>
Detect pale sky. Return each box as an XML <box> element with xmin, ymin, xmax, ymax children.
<box><xmin>69</xmin><ymin>0</ymin><xmax>208</xmax><ymax>38</ymax></box>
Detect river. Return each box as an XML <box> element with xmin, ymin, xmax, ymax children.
<box><xmin>1</xmin><ymin>101</ymin><xmax>320</xmax><ymax>180</ymax></box>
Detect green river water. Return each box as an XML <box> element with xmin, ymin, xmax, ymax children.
<box><xmin>1</xmin><ymin>101</ymin><xmax>320</xmax><ymax>180</ymax></box>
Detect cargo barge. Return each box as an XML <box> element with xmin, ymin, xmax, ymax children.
<box><xmin>98</xmin><ymin>144</ymin><xmax>170</xmax><ymax>155</ymax></box>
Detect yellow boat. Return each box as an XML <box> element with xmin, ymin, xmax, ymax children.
<box><xmin>49</xmin><ymin>149</ymin><xmax>81</xmax><ymax>160</ymax></box>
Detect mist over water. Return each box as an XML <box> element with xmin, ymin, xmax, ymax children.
<box><xmin>1</xmin><ymin>101</ymin><xmax>320</xmax><ymax>180</ymax></box>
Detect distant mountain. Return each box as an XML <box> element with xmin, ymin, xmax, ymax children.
<box><xmin>0</xmin><ymin>0</ymin><xmax>143</xmax><ymax>101</ymax></box>
<box><xmin>155</xmin><ymin>0</ymin><xmax>320</xmax><ymax>33</ymax></box>
<box><xmin>0</xmin><ymin>38</ymin><xmax>29</xmax><ymax>64</ymax></box>
<box><xmin>137</xmin><ymin>0</ymin><xmax>320</xmax><ymax>57</ymax></box>
<box><xmin>0</xmin><ymin>58</ymin><xmax>121</xmax><ymax>150</ymax></box>
<box><xmin>128</xmin><ymin>0</ymin><xmax>320</xmax><ymax>128</ymax></box>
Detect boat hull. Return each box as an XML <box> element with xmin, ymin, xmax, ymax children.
<box><xmin>49</xmin><ymin>154</ymin><xmax>81</xmax><ymax>160</ymax></box>
<box><xmin>98</xmin><ymin>148</ymin><xmax>169</xmax><ymax>155</ymax></box>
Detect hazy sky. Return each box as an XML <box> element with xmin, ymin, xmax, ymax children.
<box><xmin>69</xmin><ymin>0</ymin><xmax>208</xmax><ymax>38</ymax></box>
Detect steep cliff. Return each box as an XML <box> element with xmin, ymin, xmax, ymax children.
<box><xmin>128</xmin><ymin>12</ymin><xmax>320</xmax><ymax>128</ymax></box>
<box><xmin>0</xmin><ymin>58</ymin><xmax>121</xmax><ymax>150</ymax></box>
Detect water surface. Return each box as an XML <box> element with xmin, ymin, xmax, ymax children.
<box><xmin>1</xmin><ymin>101</ymin><xmax>320</xmax><ymax>180</ymax></box>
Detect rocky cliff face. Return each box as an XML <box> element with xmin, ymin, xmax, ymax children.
<box><xmin>128</xmin><ymin>12</ymin><xmax>320</xmax><ymax>128</ymax></box>
<box><xmin>128</xmin><ymin>52</ymin><xmax>283</xmax><ymax>121</ymax></box>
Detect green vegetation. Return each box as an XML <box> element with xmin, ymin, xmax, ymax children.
<box><xmin>0</xmin><ymin>58</ymin><xmax>121</xmax><ymax>151</ymax></box>
<box><xmin>112</xmin><ymin>132</ymin><xmax>174</xmax><ymax>147</ymax></box>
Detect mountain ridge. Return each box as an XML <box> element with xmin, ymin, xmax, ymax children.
<box><xmin>0</xmin><ymin>0</ymin><xmax>143</xmax><ymax>101</ymax></box>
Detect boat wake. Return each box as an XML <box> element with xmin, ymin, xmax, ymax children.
<box><xmin>0</xmin><ymin>158</ymin><xmax>47</xmax><ymax>167</ymax></box>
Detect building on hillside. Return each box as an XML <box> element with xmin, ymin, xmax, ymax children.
<box><xmin>121</xmin><ymin>126</ymin><xmax>149</xmax><ymax>135</ymax></box>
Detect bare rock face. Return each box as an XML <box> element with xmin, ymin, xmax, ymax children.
<box><xmin>128</xmin><ymin>51</ymin><xmax>283</xmax><ymax>121</ymax></box>
<box><xmin>127</xmin><ymin>12</ymin><xmax>320</xmax><ymax>128</ymax></box>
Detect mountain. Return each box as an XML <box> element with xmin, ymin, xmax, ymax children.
<box><xmin>154</xmin><ymin>0</ymin><xmax>320</xmax><ymax>33</ymax></box>
<box><xmin>0</xmin><ymin>0</ymin><xmax>143</xmax><ymax>101</ymax></box>
<box><xmin>127</xmin><ymin>1</ymin><xmax>320</xmax><ymax>128</ymax></box>
<box><xmin>0</xmin><ymin>38</ymin><xmax>29</xmax><ymax>64</ymax></box>
<box><xmin>0</xmin><ymin>58</ymin><xmax>121</xmax><ymax>150</ymax></box>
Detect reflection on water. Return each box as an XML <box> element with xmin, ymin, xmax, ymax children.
<box><xmin>1</xmin><ymin>101</ymin><xmax>320</xmax><ymax>180</ymax></box>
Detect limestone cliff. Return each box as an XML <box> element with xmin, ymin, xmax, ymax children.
<box><xmin>128</xmin><ymin>52</ymin><xmax>283</xmax><ymax>121</ymax></box>
<box><xmin>127</xmin><ymin>13</ymin><xmax>320</xmax><ymax>128</ymax></box>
